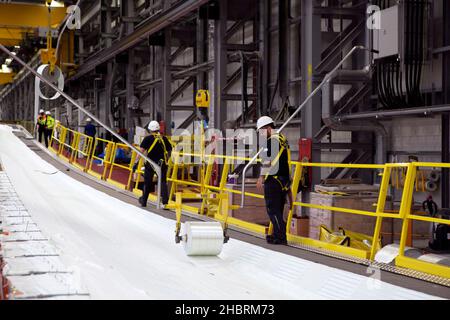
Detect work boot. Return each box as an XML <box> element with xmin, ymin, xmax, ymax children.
<box><xmin>266</xmin><ymin>235</ymin><xmax>275</xmax><ymax>244</ymax></box>
<box><xmin>138</xmin><ymin>196</ymin><xmax>146</xmax><ymax>207</ymax></box>
<box><xmin>272</xmin><ymin>238</ymin><xmax>288</xmax><ymax>245</ymax></box>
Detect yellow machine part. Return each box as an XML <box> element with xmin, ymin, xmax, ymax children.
<box><xmin>196</xmin><ymin>90</ymin><xmax>210</xmax><ymax>108</ymax></box>
<box><xmin>0</xmin><ymin>3</ymin><xmax>66</xmax><ymax>29</ymax></box>
<box><xmin>0</xmin><ymin>72</ymin><xmax>15</xmax><ymax>85</ymax></box>
<box><xmin>319</xmin><ymin>225</ymin><xmax>382</xmax><ymax>253</ymax></box>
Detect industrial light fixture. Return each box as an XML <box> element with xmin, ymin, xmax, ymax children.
<box><xmin>1</xmin><ymin>64</ymin><xmax>12</xmax><ymax>73</ymax></box>
<box><xmin>45</xmin><ymin>0</ymin><xmax>64</xmax><ymax>8</ymax></box>
<box><xmin>14</xmin><ymin>46</ymin><xmax>20</xmax><ymax>49</ymax></box>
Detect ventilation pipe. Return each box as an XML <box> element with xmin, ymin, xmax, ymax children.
<box><xmin>321</xmin><ymin>67</ymin><xmax>388</xmax><ymax>164</ymax></box>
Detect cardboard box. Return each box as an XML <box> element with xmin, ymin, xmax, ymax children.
<box><xmin>290</xmin><ymin>216</ymin><xmax>309</xmax><ymax>237</ymax></box>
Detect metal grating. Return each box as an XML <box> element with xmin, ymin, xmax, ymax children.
<box><xmin>288</xmin><ymin>241</ymin><xmax>450</xmax><ymax>288</ymax></box>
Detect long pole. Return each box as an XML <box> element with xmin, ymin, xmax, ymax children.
<box><xmin>0</xmin><ymin>44</ymin><xmax>163</xmax><ymax>209</ymax></box>
<box><xmin>240</xmin><ymin>45</ymin><xmax>367</xmax><ymax>207</ymax></box>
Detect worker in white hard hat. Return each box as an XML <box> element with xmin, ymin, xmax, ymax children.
<box><xmin>134</xmin><ymin>120</ymin><xmax>172</xmax><ymax>208</ymax></box>
<box><xmin>256</xmin><ymin>116</ymin><xmax>292</xmax><ymax>245</ymax></box>
<box><xmin>36</xmin><ymin>109</ymin><xmax>48</xmax><ymax>147</ymax></box>
<box><xmin>44</xmin><ymin>111</ymin><xmax>55</xmax><ymax>147</ymax></box>
<box><xmin>84</xmin><ymin>118</ymin><xmax>96</xmax><ymax>139</ymax></box>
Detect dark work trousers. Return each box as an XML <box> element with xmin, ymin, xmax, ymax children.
<box><xmin>264</xmin><ymin>176</ymin><xmax>288</xmax><ymax>241</ymax></box>
<box><xmin>38</xmin><ymin>127</ymin><xmax>48</xmax><ymax>148</ymax></box>
<box><xmin>45</xmin><ymin>129</ymin><xmax>53</xmax><ymax>148</ymax></box>
<box><xmin>142</xmin><ymin>162</ymin><xmax>169</xmax><ymax>205</ymax></box>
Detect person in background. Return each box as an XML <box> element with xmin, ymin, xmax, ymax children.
<box><xmin>36</xmin><ymin>109</ymin><xmax>48</xmax><ymax>147</ymax></box>
<box><xmin>256</xmin><ymin>116</ymin><xmax>292</xmax><ymax>245</ymax></box>
<box><xmin>134</xmin><ymin>121</ymin><xmax>172</xmax><ymax>208</ymax></box>
<box><xmin>44</xmin><ymin>111</ymin><xmax>55</xmax><ymax>148</ymax></box>
<box><xmin>84</xmin><ymin>118</ymin><xmax>96</xmax><ymax>139</ymax></box>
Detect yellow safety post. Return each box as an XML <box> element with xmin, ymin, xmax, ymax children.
<box><xmin>174</xmin><ymin>192</ymin><xmax>183</xmax><ymax>243</ymax></box>
<box><xmin>58</xmin><ymin>126</ymin><xmax>67</xmax><ymax>155</ymax></box>
<box><xmin>169</xmin><ymin>152</ymin><xmax>181</xmax><ymax>201</ymax></box>
<box><xmin>286</xmin><ymin>162</ymin><xmax>304</xmax><ymax>240</ymax></box>
<box><xmin>200</xmin><ymin>155</ymin><xmax>215</xmax><ymax>216</ymax></box>
<box><xmin>132</xmin><ymin>157</ymin><xmax>145</xmax><ymax>196</ymax></box>
<box><xmin>397</xmin><ymin>163</ymin><xmax>417</xmax><ymax>256</ymax></box>
<box><xmin>126</xmin><ymin>150</ymin><xmax>138</xmax><ymax>190</ymax></box>
<box><xmin>369</xmin><ymin>165</ymin><xmax>392</xmax><ymax>261</ymax></box>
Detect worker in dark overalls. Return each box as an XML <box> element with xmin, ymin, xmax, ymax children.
<box><xmin>134</xmin><ymin>121</ymin><xmax>172</xmax><ymax>208</ymax></box>
<box><xmin>36</xmin><ymin>109</ymin><xmax>48</xmax><ymax>147</ymax></box>
<box><xmin>256</xmin><ymin>116</ymin><xmax>292</xmax><ymax>245</ymax></box>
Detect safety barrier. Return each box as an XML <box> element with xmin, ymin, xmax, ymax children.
<box><xmin>72</xmin><ymin>132</ymin><xmax>94</xmax><ymax>172</ymax></box>
<box><xmin>106</xmin><ymin>143</ymin><xmax>137</xmax><ymax>190</ymax></box>
<box><xmin>40</xmin><ymin>123</ymin><xmax>450</xmax><ymax>280</ymax></box>
<box><xmin>50</xmin><ymin>123</ymin><xmax>93</xmax><ymax>172</ymax></box>
<box><xmin>88</xmin><ymin>137</ymin><xmax>115</xmax><ymax>180</ymax></box>
<box><xmin>394</xmin><ymin>162</ymin><xmax>450</xmax><ymax>279</ymax></box>
<box><xmin>286</xmin><ymin>162</ymin><xmax>404</xmax><ymax>260</ymax></box>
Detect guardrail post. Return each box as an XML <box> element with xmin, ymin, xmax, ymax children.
<box><xmin>369</xmin><ymin>165</ymin><xmax>392</xmax><ymax>261</ymax></box>
<box><xmin>286</xmin><ymin>162</ymin><xmax>304</xmax><ymax>239</ymax></box>
<box><xmin>397</xmin><ymin>163</ymin><xmax>417</xmax><ymax>257</ymax></box>
<box><xmin>169</xmin><ymin>153</ymin><xmax>181</xmax><ymax>201</ymax></box>
<box><xmin>127</xmin><ymin>150</ymin><xmax>138</xmax><ymax>190</ymax></box>
<box><xmin>58</xmin><ymin>127</ymin><xmax>67</xmax><ymax>156</ymax></box>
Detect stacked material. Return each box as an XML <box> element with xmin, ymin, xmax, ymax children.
<box><xmin>0</xmin><ymin>171</ymin><xmax>88</xmax><ymax>299</ymax></box>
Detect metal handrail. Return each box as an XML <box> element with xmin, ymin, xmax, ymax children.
<box><xmin>0</xmin><ymin>44</ymin><xmax>163</xmax><ymax>209</ymax></box>
<box><xmin>240</xmin><ymin>45</ymin><xmax>367</xmax><ymax>208</ymax></box>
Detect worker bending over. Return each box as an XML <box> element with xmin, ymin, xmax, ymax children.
<box><xmin>36</xmin><ymin>109</ymin><xmax>48</xmax><ymax>148</ymax></box>
<box><xmin>256</xmin><ymin>116</ymin><xmax>292</xmax><ymax>245</ymax></box>
<box><xmin>135</xmin><ymin>121</ymin><xmax>172</xmax><ymax>208</ymax></box>
<box><xmin>44</xmin><ymin>111</ymin><xmax>55</xmax><ymax>147</ymax></box>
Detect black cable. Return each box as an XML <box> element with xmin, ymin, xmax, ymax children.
<box><xmin>395</xmin><ymin>57</ymin><xmax>407</xmax><ymax>106</ymax></box>
<box><xmin>404</xmin><ymin>0</ymin><xmax>412</xmax><ymax>105</ymax></box>
<box><xmin>411</xmin><ymin>0</ymin><xmax>420</xmax><ymax>106</ymax></box>
<box><xmin>378</xmin><ymin>61</ymin><xmax>390</xmax><ymax>108</ymax></box>
<box><xmin>414</xmin><ymin>0</ymin><xmax>425</xmax><ymax>106</ymax></box>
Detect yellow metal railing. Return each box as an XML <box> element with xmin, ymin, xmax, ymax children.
<box><xmin>395</xmin><ymin>162</ymin><xmax>450</xmax><ymax>279</ymax></box>
<box><xmin>72</xmin><ymin>131</ymin><xmax>94</xmax><ymax>172</ymax></box>
<box><xmin>42</xmin><ymin>123</ymin><xmax>450</xmax><ymax>280</ymax></box>
<box><xmin>106</xmin><ymin>142</ymin><xmax>137</xmax><ymax>190</ymax></box>
<box><xmin>87</xmin><ymin>137</ymin><xmax>116</xmax><ymax>180</ymax></box>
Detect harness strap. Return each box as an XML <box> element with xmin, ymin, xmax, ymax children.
<box><xmin>264</xmin><ymin>133</ymin><xmax>291</xmax><ymax>181</ymax></box>
<box><xmin>148</xmin><ymin>133</ymin><xmax>169</xmax><ymax>164</ymax></box>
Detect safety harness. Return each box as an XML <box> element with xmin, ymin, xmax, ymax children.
<box><xmin>147</xmin><ymin>132</ymin><xmax>170</xmax><ymax>165</ymax></box>
<box><xmin>264</xmin><ymin>133</ymin><xmax>291</xmax><ymax>191</ymax></box>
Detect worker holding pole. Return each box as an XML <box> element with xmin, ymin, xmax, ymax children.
<box><xmin>134</xmin><ymin>121</ymin><xmax>172</xmax><ymax>208</ymax></box>
<box><xmin>256</xmin><ymin>116</ymin><xmax>292</xmax><ymax>245</ymax></box>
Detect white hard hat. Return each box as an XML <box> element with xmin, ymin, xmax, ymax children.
<box><xmin>86</xmin><ymin>118</ymin><xmax>91</xmax><ymax>122</ymax></box>
<box><xmin>148</xmin><ymin>120</ymin><xmax>160</xmax><ymax>132</ymax></box>
<box><xmin>256</xmin><ymin>116</ymin><xmax>274</xmax><ymax>131</ymax></box>
<box><xmin>45</xmin><ymin>111</ymin><xmax>51</xmax><ymax>115</ymax></box>
<box><xmin>39</xmin><ymin>109</ymin><xmax>45</xmax><ymax>114</ymax></box>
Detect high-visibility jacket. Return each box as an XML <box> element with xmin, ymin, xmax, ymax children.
<box><xmin>46</xmin><ymin>116</ymin><xmax>55</xmax><ymax>130</ymax></box>
<box><xmin>37</xmin><ymin>115</ymin><xmax>47</xmax><ymax>127</ymax></box>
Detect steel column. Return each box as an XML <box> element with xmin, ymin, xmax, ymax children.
<box><xmin>213</xmin><ymin>0</ymin><xmax>228</xmax><ymax>130</ymax></box>
<box><xmin>442</xmin><ymin>0</ymin><xmax>450</xmax><ymax>208</ymax></box>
